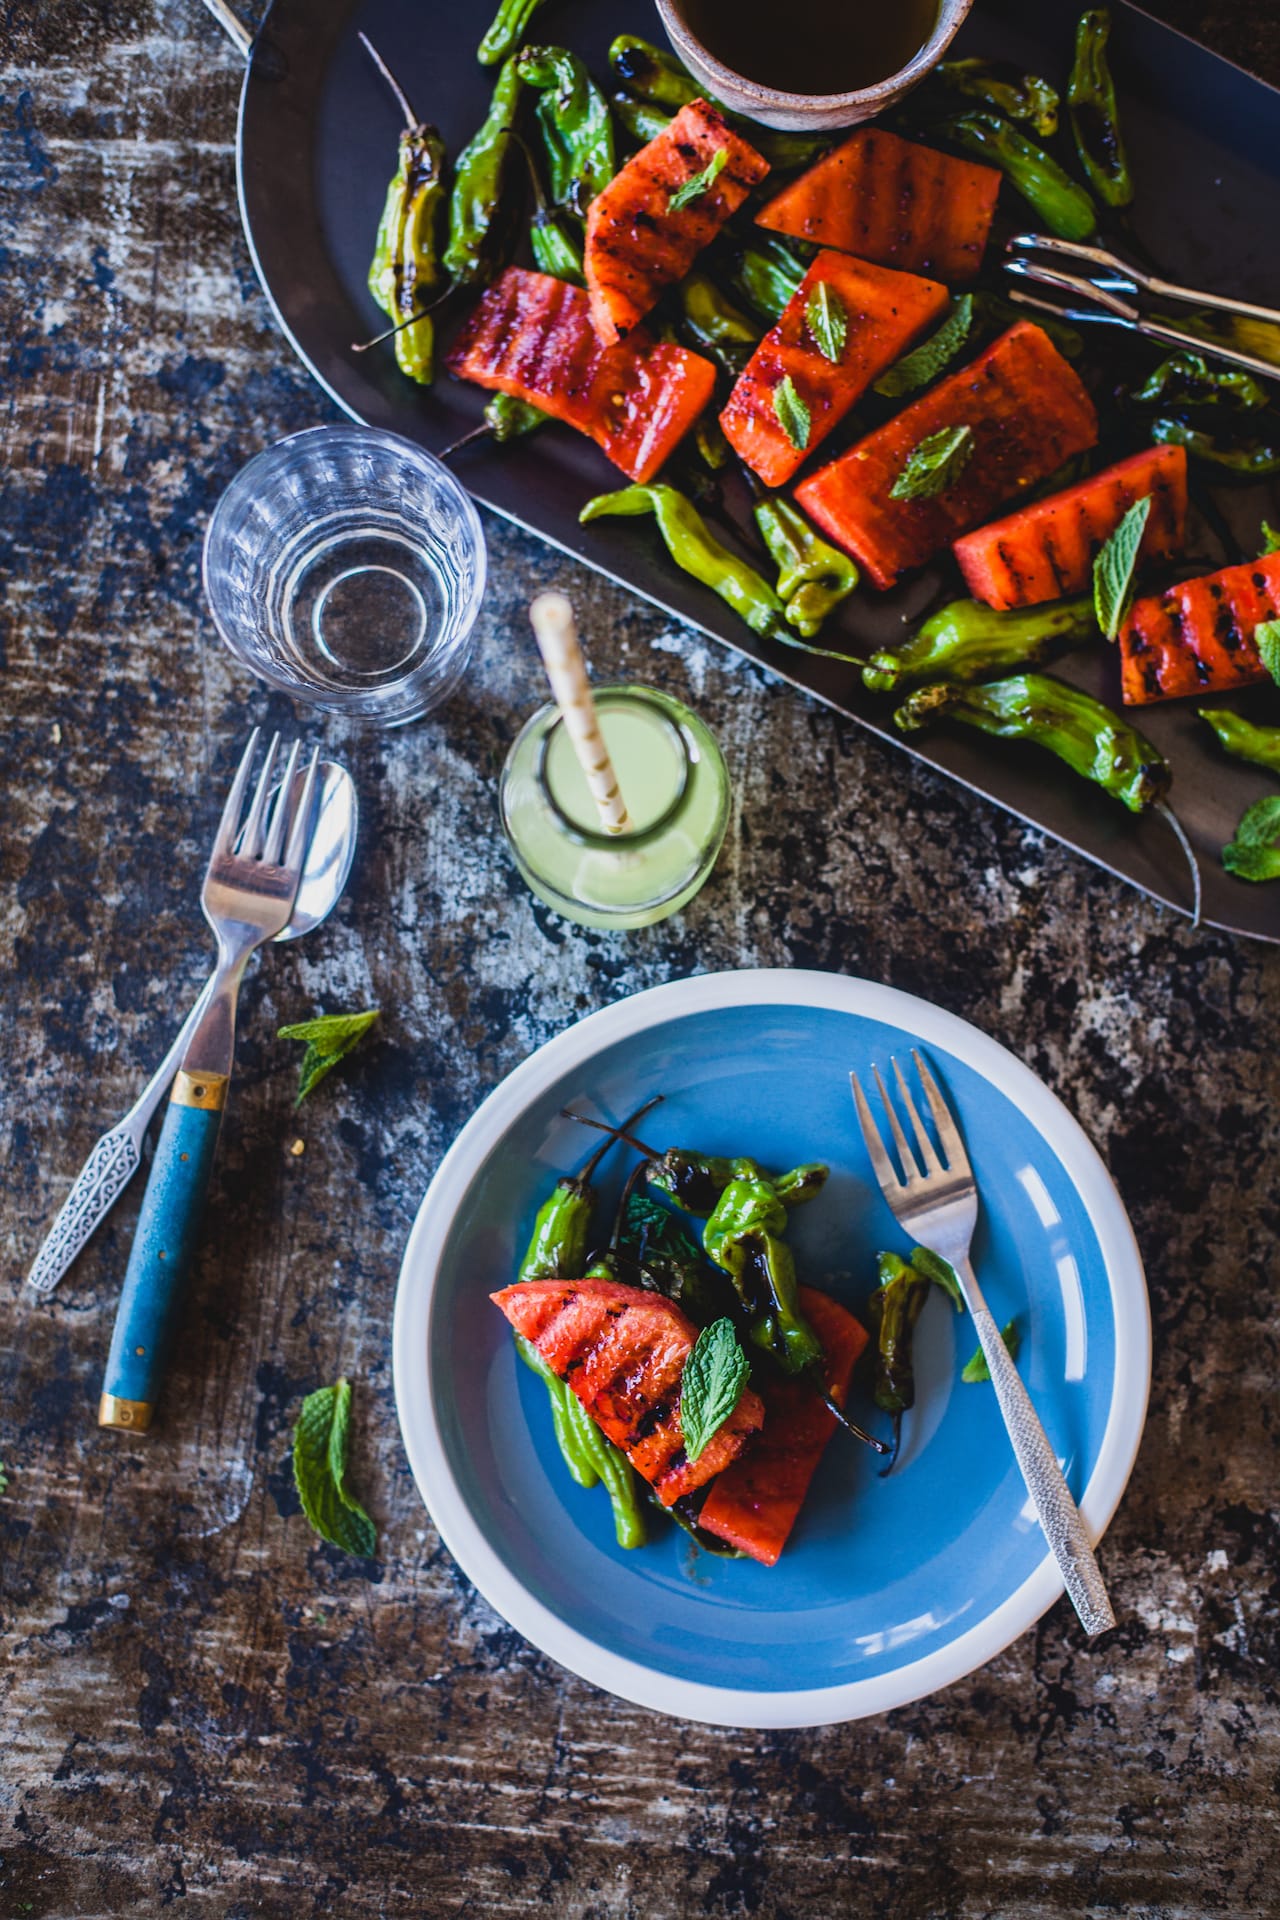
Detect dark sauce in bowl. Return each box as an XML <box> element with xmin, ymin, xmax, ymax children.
<box><xmin>682</xmin><ymin>0</ymin><xmax>940</xmax><ymax>95</ymax></box>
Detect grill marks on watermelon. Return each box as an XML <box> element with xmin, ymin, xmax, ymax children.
<box><xmin>444</xmin><ymin>266</ymin><xmax>716</xmax><ymax>484</ymax></box>
<box><xmin>492</xmin><ymin>1278</ymin><xmax>764</xmax><ymax>1504</ymax></box>
<box><xmin>755</xmin><ymin>127</ymin><xmax>1001</xmax><ymax>283</ymax></box>
<box><xmin>793</xmin><ymin>322</ymin><xmax>1099</xmax><ymax>590</ymax></box>
<box><xmin>953</xmin><ymin>444</ymin><xmax>1188</xmax><ymax>611</ymax></box>
<box><xmin>1118</xmin><ymin>551</ymin><xmax>1280</xmax><ymax>704</ymax></box>
<box><xmin>585</xmin><ymin>100</ymin><xmax>770</xmax><ymax>345</ymax></box>
<box><xmin>697</xmin><ymin>1288</ymin><xmax>868</xmax><ymax>1567</ymax></box>
<box><xmin>719</xmin><ymin>250</ymin><xmax>950</xmax><ymax>489</ymax></box>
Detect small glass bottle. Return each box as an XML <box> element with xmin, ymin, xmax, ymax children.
<box><xmin>499</xmin><ymin>685</ymin><xmax>730</xmax><ymax>930</ymax></box>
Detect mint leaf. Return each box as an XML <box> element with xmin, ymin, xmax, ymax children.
<box><xmin>292</xmin><ymin>1380</ymin><xmax>377</xmax><ymax>1557</ymax></box>
<box><xmin>0</xmin><ymin>1461</ymin><xmax>9</xmax><ymax>1494</ymax></box>
<box><xmin>668</xmin><ymin>146</ymin><xmax>728</xmax><ymax>213</ymax></box>
<box><xmin>772</xmin><ymin>374</ymin><xmax>810</xmax><ymax>452</ymax></box>
<box><xmin>805</xmin><ymin>281</ymin><xmax>847</xmax><ymax>364</ymax></box>
<box><xmin>961</xmin><ymin>1319</ymin><xmax>1020</xmax><ymax>1383</ymax></box>
<box><xmin>910</xmin><ymin>1246</ymin><xmax>964</xmax><ymax>1311</ymax></box>
<box><xmin>278</xmin><ymin>1008</ymin><xmax>379</xmax><ymax>1106</ymax></box>
<box><xmin>1224</xmin><ymin>794</ymin><xmax>1280</xmax><ymax>880</ymax></box>
<box><xmin>679</xmin><ymin>1318</ymin><xmax>750</xmax><ymax>1462</ymax></box>
<box><xmin>1093</xmin><ymin>494</ymin><xmax>1151</xmax><ymax>640</ymax></box>
<box><xmin>874</xmin><ymin>294</ymin><xmax>974</xmax><ymax>397</ymax></box>
<box><xmin>889</xmin><ymin>424</ymin><xmax>973</xmax><ymax>502</ymax></box>
<box><xmin>1255</xmin><ymin>618</ymin><xmax>1280</xmax><ymax>686</ymax></box>
<box><xmin>1260</xmin><ymin>520</ymin><xmax>1280</xmax><ymax>556</ymax></box>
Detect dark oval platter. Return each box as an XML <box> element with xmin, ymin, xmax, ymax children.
<box><xmin>235</xmin><ymin>0</ymin><xmax>1280</xmax><ymax>940</ymax></box>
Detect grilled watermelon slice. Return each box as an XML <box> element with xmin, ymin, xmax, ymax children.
<box><xmin>584</xmin><ymin>99</ymin><xmax>769</xmax><ymax>345</ymax></box>
<box><xmin>1118</xmin><ymin>550</ymin><xmax>1280</xmax><ymax>703</ymax></box>
<box><xmin>493</xmin><ymin>1278</ymin><xmax>764</xmax><ymax>1505</ymax></box>
<box><xmin>697</xmin><ymin>1287</ymin><xmax>868</xmax><ymax>1567</ymax></box>
<box><xmin>953</xmin><ymin>444</ymin><xmax>1188</xmax><ymax>610</ymax></box>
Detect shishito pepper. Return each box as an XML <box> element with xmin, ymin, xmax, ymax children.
<box><xmin>580</xmin><ymin>484</ymin><xmax>862</xmax><ymax>662</ymax></box>
<box><xmin>477</xmin><ymin>0</ymin><xmax>545</xmax><ymax>65</ymax></box>
<box><xmin>1150</xmin><ymin>418</ymin><xmax>1280</xmax><ymax>477</ymax></box>
<box><xmin>610</xmin><ymin>92</ymin><xmax>671</xmax><ymax>146</ymax></box>
<box><xmin>729</xmin><ymin>235</ymin><xmax>809</xmax><ymax>324</ymax></box>
<box><xmin>1199</xmin><ymin>709</ymin><xmax>1280</xmax><ymax>774</ymax></box>
<box><xmin>895</xmin><ymin>672</ymin><xmax>1170</xmax><ymax>813</ymax></box>
<box><xmin>443</xmin><ymin>56</ymin><xmax>523</xmax><ymax>286</ymax></box>
<box><xmin>701</xmin><ymin>1163</ymin><xmax>828</xmax><ymax>1376</ymax></box>
<box><xmin>943</xmin><ymin>111</ymin><xmax>1097</xmax><ymax>241</ymax></box>
<box><xmin>1132</xmin><ymin>351</ymin><xmax>1269</xmax><ymax>414</ymax></box>
<box><xmin>753</xmin><ymin>497</ymin><xmax>860</xmax><ymax>640</ymax></box>
<box><xmin>516</xmin><ymin>44</ymin><xmax>615</xmax><ymax>217</ymax></box>
<box><xmin>366</xmin><ymin>96</ymin><xmax>447</xmax><ymax>385</ymax></box>
<box><xmin>606</xmin><ymin>34</ymin><xmax>827</xmax><ymax>169</ymax></box>
<box><xmin>938</xmin><ymin>57</ymin><xmax>1059</xmax><ymax>138</ymax></box>
<box><xmin>676</xmin><ymin>273</ymin><xmax>761</xmax><ymax>381</ymax></box>
<box><xmin>1067</xmin><ymin>8</ymin><xmax>1134</xmax><ymax>208</ymax></box>
<box><xmin>862</xmin><ymin>596</ymin><xmax>1095</xmax><ymax>694</ymax></box>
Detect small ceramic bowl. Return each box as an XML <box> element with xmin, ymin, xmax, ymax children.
<box><xmin>655</xmin><ymin>0</ymin><xmax>974</xmax><ymax>131</ymax></box>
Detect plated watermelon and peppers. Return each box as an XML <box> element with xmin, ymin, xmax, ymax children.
<box><xmin>491</xmin><ymin>1100</ymin><xmax>979</xmax><ymax>1563</ymax></box>
<box><xmin>367</xmin><ymin>6</ymin><xmax>1280</xmax><ymax>890</ymax></box>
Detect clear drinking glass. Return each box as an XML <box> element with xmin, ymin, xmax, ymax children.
<box><xmin>202</xmin><ymin>424</ymin><xmax>487</xmax><ymax>726</ymax></box>
<box><xmin>499</xmin><ymin>685</ymin><xmax>731</xmax><ymax>930</ymax></box>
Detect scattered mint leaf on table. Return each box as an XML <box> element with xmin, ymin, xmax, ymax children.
<box><xmin>1259</xmin><ymin>520</ymin><xmax>1280</xmax><ymax>556</ymax></box>
<box><xmin>292</xmin><ymin>1379</ymin><xmax>377</xmax><ymax>1557</ymax></box>
<box><xmin>279</xmin><ymin>1008</ymin><xmax>379</xmax><ymax>1106</ymax></box>
<box><xmin>889</xmin><ymin>424</ymin><xmax>973</xmax><ymax>501</ymax></box>
<box><xmin>1254</xmin><ymin>617</ymin><xmax>1280</xmax><ymax>686</ymax></box>
<box><xmin>805</xmin><ymin>281</ymin><xmax>847</xmax><ymax>364</ymax></box>
<box><xmin>1223</xmin><ymin>794</ymin><xmax>1280</xmax><ymax>882</ymax></box>
<box><xmin>1093</xmin><ymin>494</ymin><xmax>1151</xmax><ymax>640</ymax></box>
<box><xmin>668</xmin><ymin>147</ymin><xmax>727</xmax><ymax>212</ymax></box>
<box><xmin>679</xmin><ymin>1318</ymin><xmax>750</xmax><ymax>1462</ymax></box>
<box><xmin>874</xmin><ymin>294</ymin><xmax>974</xmax><ymax>397</ymax></box>
<box><xmin>772</xmin><ymin>375</ymin><xmax>811</xmax><ymax>452</ymax></box>
<box><xmin>962</xmin><ymin>1319</ymin><xmax>1021</xmax><ymax>1382</ymax></box>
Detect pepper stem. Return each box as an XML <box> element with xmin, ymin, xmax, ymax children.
<box><xmin>574</xmin><ymin>1096</ymin><xmax>664</xmax><ymax>1186</ymax></box>
<box><xmin>562</xmin><ymin>1110</ymin><xmax>661</xmax><ymax>1159</ymax></box>
<box><xmin>439</xmin><ymin>421</ymin><xmax>495</xmax><ymax>458</ymax></box>
<box><xmin>877</xmin><ymin>1412</ymin><xmax>903</xmax><ymax>1478</ymax></box>
<box><xmin>821</xmin><ymin>1391</ymin><xmax>892</xmax><ymax>1456</ymax></box>
<box><xmin>351</xmin><ymin>288</ymin><xmax>451</xmax><ymax>355</ymax></box>
<box><xmin>1155</xmin><ymin>800</ymin><xmax>1202</xmax><ymax>930</ymax></box>
<box><xmin>358</xmin><ymin>31</ymin><xmax>420</xmax><ymax>131</ymax></box>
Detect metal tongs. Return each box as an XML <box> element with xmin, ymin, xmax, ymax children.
<box><xmin>1003</xmin><ymin>233</ymin><xmax>1280</xmax><ymax>385</ymax></box>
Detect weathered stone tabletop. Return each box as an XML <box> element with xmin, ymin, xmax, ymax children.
<box><xmin>2</xmin><ymin>3</ymin><xmax>1278</xmax><ymax>1912</ymax></box>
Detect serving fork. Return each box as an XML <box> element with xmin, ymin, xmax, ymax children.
<box><xmin>99</xmin><ymin>729</ymin><xmax>318</xmax><ymax>1433</ymax></box>
<box><xmin>850</xmin><ymin>1051</ymin><xmax>1116</xmax><ymax>1638</ymax></box>
<box><xmin>1004</xmin><ymin>232</ymin><xmax>1280</xmax><ymax>384</ymax></box>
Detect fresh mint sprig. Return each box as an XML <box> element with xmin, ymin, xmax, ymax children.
<box><xmin>1093</xmin><ymin>494</ymin><xmax>1151</xmax><ymax>640</ymax></box>
<box><xmin>278</xmin><ymin>1008</ymin><xmax>379</xmax><ymax>1106</ymax></box>
<box><xmin>875</xmin><ymin>294</ymin><xmax>974</xmax><ymax>398</ymax></box>
<box><xmin>292</xmin><ymin>1379</ymin><xmax>377</xmax><ymax>1557</ymax></box>
<box><xmin>1223</xmin><ymin>793</ymin><xmax>1280</xmax><ymax>883</ymax></box>
<box><xmin>889</xmin><ymin>424</ymin><xmax>973</xmax><ymax>501</ymax></box>
<box><xmin>679</xmin><ymin>1318</ymin><xmax>750</xmax><ymax>1462</ymax></box>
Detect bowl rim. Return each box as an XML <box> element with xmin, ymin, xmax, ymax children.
<box><xmin>654</xmin><ymin>0</ymin><xmax>975</xmax><ymax>112</ymax></box>
<box><xmin>392</xmin><ymin>967</ymin><xmax>1151</xmax><ymax>1729</ymax></box>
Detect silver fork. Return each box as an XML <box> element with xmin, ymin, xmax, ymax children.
<box><xmin>98</xmin><ymin>729</ymin><xmax>318</xmax><ymax>1434</ymax></box>
<box><xmin>850</xmin><ymin>1051</ymin><xmax>1116</xmax><ymax>1638</ymax></box>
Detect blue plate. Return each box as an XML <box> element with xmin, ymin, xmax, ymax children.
<box><xmin>393</xmin><ymin>971</ymin><xmax>1149</xmax><ymax>1726</ymax></box>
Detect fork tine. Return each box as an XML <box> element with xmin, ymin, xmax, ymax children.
<box><xmin>849</xmin><ymin>1071</ymin><xmax>902</xmax><ymax>1196</ymax></box>
<box><xmin>213</xmin><ymin>728</ymin><xmax>261</xmax><ymax>858</ymax></box>
<box><xmin>892</xmin><ymin>1056</ymin><xmax>942</xmax><ymax>1176</ymax></box>
<box><xmin>872</xmin><ymin>1063</ymin><xmax>920</xmax><ymax>1184</ymax></box>
<box><xmin>283</xmin><ymin>747</ymin><xmax>321</xmax><ymax>876</ymax></box>
<box><xmin>238</xmin><ymin>732</ymin><xmax>280</xmax><ymax>860</ymax></box>
<box><xmin>912</xmin><ymin>1050</ymin><xmax>970</xmax><ymax>1177</ymax></box>
<box><xmin>262</xmin><ymin>739</ymin><xmax>301</xmax><ymax>866</ymax></box>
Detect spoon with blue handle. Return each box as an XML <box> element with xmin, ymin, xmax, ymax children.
<box><xmin>26</xmin><ymin>760</ymin><xmax>357</xmax><ymax>1297</ymax></box>
<box><xmin>98</xmin><ymin>731</ymin><xmax>319</xmax><ymax>1433</ymax></box>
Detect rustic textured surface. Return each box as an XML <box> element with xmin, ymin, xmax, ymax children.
<box><xmin>2</xmin><ymin>3</ymin><xmax>1279</xmax><ymax>1914</ymax></box>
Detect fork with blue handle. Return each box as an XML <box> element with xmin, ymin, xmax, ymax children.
<box><xmin>850</xmin><ymin>1050</ymin><xmax>1116</xmax><ymax>1638</ymax></box>
<box><xmin>99</xmin><ymin>730</ymin><xmax>318</xmax><ymax>1432</ymax></box>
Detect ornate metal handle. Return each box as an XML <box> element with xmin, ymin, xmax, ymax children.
<box><xmin>969</xmin><ymin>1295</ymin><xmax>1116</xmax><ymax>1637</ymax></box>
<box><xmin>27</xmin><ymin>1127</ymin><xmax>142</xmax><ymax>1294</ymax></box>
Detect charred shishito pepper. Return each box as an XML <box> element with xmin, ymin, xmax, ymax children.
<box><xmin>937</xmin><ymin>57</ymin><xmax>1060</xmax><ymax>138</ymax></box>
<box><xmin>676</xmin><ymin>274</ymin><xmax>761</xmax><ymax>381</ymax></box>
<box><xmin>1149</xmin><ymin>418</ymin><xmax>1280</xmax><ymax>477</ymax></box>
<box><xmin>580</xmin><ymin>484</ymin><xmax>862</xmax><ymax>661</ymax></box>
<box><xmin>700</xmin><ymin>1163</ymin><xmax>828</xmax><ymax>1376</ymax></box>
<box><xmin>895</xmin><ymin>672</ymin><xmax>1170</xmax><ymax>813</ymax></box>
<box><xmin>363</xmin><ymin>41</ymin><xmax>447</xmax><ymax>385</ymax></box>
<box><xmin>861</xmin><ymin>596</ymin><xmax>1095</xmax><ymax>694</ymax></box>
<box><xmin>1067</xmin><ymin>8</ymin><xmax>1134</xmax><ymax>208</ymax></box>
<box><xmin>516</xmin><ymin>44</ymin><xmax>615</xmax><ymax>218</ymax></box>
<box><xmin>1132</xmin><ymin>352</ymin><xmax>1269</xmax><ymax>414</ymax></box>
<box><xmin>943</xmin><ymin>111</ymin><xmax>1097</xmax><ymax>241</ymax></box>
<box><xmin>867</xmin><ymin>1252</ymin><xmax>931</xmax><ymax>1463</ymax></box>
<box><xmin>443</xmin><ymin>56</ymin><xmax>524</xmax><ymax>286</ymax></box>
<box><xmin>477</xmin><ymin>0</ymin><xmax>546</xmax><ymax>66</ymax></box>
<box><xmin>1200</xmin><ymin>709</ymin><xmax>1280</xmax><ymax>774</ymax></box>
<box><xmin>606</xmin><ymin>34</ymin><xmax>828</xmax><ymax>169</ymax></box>
<box><xmin>729</xmin><ymin>236</ymin><xmax>810</xmax><ymax>325</ymax></box>
<box><xmin>753</xmin><ymin>497</ymin><xmax>860</xmax><ymax>640</ymax></box>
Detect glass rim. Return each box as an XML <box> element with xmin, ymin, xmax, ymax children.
<box><xmin>530</xmin><ymin>687</ymin><xmax>695</xmax><ymax>852</ymax></box>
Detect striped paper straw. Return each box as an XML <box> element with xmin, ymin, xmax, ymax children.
<box><xmin>528</xmin><ymin>591</ymin><xmax>632</xmax><ymax>836</ymax></box>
